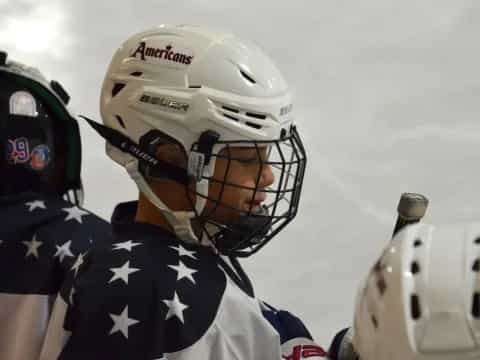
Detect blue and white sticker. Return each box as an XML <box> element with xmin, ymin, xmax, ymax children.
<box><xmin>30</xmin><ymin>144</ymin><xmax>51</xmax><ymax>170</ymax></box>
<box><xmin>6</xmin><ymin>138</ymin><xmax>30</xmax><ymax>164</ymax></box>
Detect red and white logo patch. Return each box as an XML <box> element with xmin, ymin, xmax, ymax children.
<box><xmin>283</xmin><ymin>345</ymin><xmax>328</xmax><ymax>359</ymax></box>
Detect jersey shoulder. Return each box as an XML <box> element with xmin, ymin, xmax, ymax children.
<box><xmin>0</xmin><ymin>192</ymin><xmax>110</xmax><ymax>294</ymax></box>
<box><xmin>62</xmin><ymin>232</ymin><xmax>227</xmax><ymax>358</ymax></box>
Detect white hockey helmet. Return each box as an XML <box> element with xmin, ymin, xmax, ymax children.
<box><xmin>0</xmin><ymin>51</ymin><xmax>83</xmax><ymax>205</ymax></box>
<box><xmin>353</xmin><ymin>222</ymin><xmax>480</xmax><ymax>360</ymax></box>
<box><xmin>93</xmin><ymin>25</ymin><xmax>306</xmax><ymax>256</ymax></box>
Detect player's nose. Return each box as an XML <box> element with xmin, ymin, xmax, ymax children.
<box><xmin>260</xmin><ymin>163</ymin><xmax>275</xmax><ymax>187</ymax></box>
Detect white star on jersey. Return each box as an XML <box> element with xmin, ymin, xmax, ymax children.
<box><xmin>23</xmin><ymin>235</ymin><xmax>43</xmax><ymax>258</ymax></box>
<box><xmin>168</xmin><ymin>261</ymin><xmax>197</xmax><ymax>284</ymax></box>
<box><xmin>163</xmin><ymin>291</ymin><xmax>189</xmax><ymax>323</ymax></box>
<box><xmin>62</xmin><ymin>206</ymin><xmax>89</xmax><ymax>224</ymax></box>
<box><xmin>109</xmin><ymin>306</ymin><xmax>140</xmax><ymax>339</ymax></box>
<box><xmin>54</xmin><ymin>240</ymin><xmax>75</xmax><ymax>263</ymax></box>
<box><xmin>25</xmin><ymin>200</ymin><xmax>47</xmax><ymax>212</ymax></box>
<box><xmin>113</xmin><ymin>240</ymin><xmax>142</xmax><ymax>252</ymax></box>
<box><xmin>109</xmin><ymin>261</ymin><xmax>140</xmax><ymax>285</ymax></box>
<box><xmin>71</xmin><ymin>253</ymin><xmax>86</xmax><ymax>276</ymax></box>
<box><xmin>169</xmin><ymin>244</ymin><xmax>197</xmax><ymax>260</ymax></box>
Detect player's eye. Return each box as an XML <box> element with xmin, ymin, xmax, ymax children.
<box><xmin>237</xmin><ymin>157</ymin><xmax>260</xmax><ymax>165</ymax></box>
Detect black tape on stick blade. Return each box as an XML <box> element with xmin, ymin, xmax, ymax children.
<box><xmin>392</xmin><ymin>192</ymin><xmax>429</xmax><ymax>238</ymax></box>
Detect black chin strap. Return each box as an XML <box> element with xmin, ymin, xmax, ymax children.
<box><xmin>214</xmin><ymin>205</ymin><xmax>272</xmax><ymax>256</ymax></box>
<box><xmin>80</xmin><ymin>116</ymin><xmax>190</xmax><ymax>185</ymax></box>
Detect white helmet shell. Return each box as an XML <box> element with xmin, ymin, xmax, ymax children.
<box><xmin>99</xmin><ymin>25</ymin><xmax>299</xmax><ymax>247</ymax></box>
<box><xmin>101</xmin><ymin>25</ymin><xmax>293</xmax><ymax>165</ymax></box>
<box><xmin>353</xmin><ymin>222</ymin><xmax>480</xmax><ymax>360</ymax></box>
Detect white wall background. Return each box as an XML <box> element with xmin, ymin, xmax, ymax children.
<box><xmin>2</xmin><ymin>0</ymin><xmax>480</xmax><ymax>345</ymax></box>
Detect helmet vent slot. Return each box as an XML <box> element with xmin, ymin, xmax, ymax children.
<box><xmin>475</xmin><ymin>237</ymin><xmax>480</xmax><ymax>245</ymax></box>
<box><xmin>413</xmin><ymin>238</ymin><xmax>423</xmax><ymax>247</ymax></box>
<box><xmin>112</xmin><ymin>83</ymin><xmax>126</xmax><ymax>97</ymax></box>
<box><xmin>51</xmin><ymin>80</ymin><xmax>70</xmax><ymax>104</ymax></box>
<box><xmin>222</xmin><ymin>106</ymin><xmax>239</xmax><ymax>113</ymax></box>
<box><xmin>223</xmin><ymin>113</ymin><xmax>239</xmax><ymax>122</ymax></box>
<box><xmin>371</xmin><ymin>314</ymin><xmax>378</xmax><ymax>329</ymax></box>
<box><xmin>215</xmin><ymin>102</ymin><xmax>264</xmax><ymax>130</ymax></box>
<box><xmin>115</xmin><ymin>115</ymin><xmax>126</xmax><ymax>129</ymax></box>
<box><xmin>240</xmin><ymin>69</ymin><xmax>256</xmax><ymax>84</ymax></box>
<box><xmin>410</xmin><ymin>294</ymin><xmax>421</xmax><ymax>320</ymax></box>
<box><xmin>189</xmin><ymin>85</ymin><xmax>202</xmax><ymax>89</ymax></box>
<box><xmin>472</xmin><ymin>293</ymin><xmax>480</xmax><ymax>318</ymax></box>
<box><xmin>473</xmin><ymin>259</ymin><xmax>480</xmax><ymax>272</ymax></box>
<box><xmin>246</xmin><ymin>112</ymin><xmax>266</xmax><ymax>120</ymax></box>
<box><xmin>130</xmin><ymin>72</ymin><xmax>143</xmax><ymax>77</ymax></box>
<box><xmin>411</xmin><ymin>261</ymin><xmax>420</xmax><ymax>275</ymax></box>
<box><xmin>246</xmin><ymin>122</ymin><xmax>262</xmax><ymax>129</ymax></box>
<box><xmin>222</xmin><ymin>106</ymin><xmax>240</xmax><ymax>122</ymax></box>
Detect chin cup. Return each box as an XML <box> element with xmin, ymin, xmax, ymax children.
<box><xmin>215</xmin><ymin>205</ymin><xmax>272</xmax><ymax>252</ymax></box>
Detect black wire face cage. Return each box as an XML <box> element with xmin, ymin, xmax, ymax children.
<box><xmin>190</xmin><ymin>126</ymin><xmax>307</xmax><ymax>257</ymax></box>
<box><xmin>83</xmin><ymin>116</ymin><xmax>306</xmax><ymax>257</ymax></box>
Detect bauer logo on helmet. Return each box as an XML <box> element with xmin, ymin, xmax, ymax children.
<box><xmin>139</xmin><ymin>94</ymin><xmax>190</xmax><ymax>112</ymax></box>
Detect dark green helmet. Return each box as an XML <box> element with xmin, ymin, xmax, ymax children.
<box><xmin>0</xmin><ymin>51</ymin><xmax>83</xmax><ymax>205</ymax></box>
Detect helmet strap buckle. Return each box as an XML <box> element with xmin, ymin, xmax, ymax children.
<box><xmin>187</xmin><ymin>151</ymin><xmax>205</xmax><ymax>181</ymax></box>
<box><xmin>188</xmin><ymin>130</ymin><xmax>220</xmax><ymax>181</ymax></box>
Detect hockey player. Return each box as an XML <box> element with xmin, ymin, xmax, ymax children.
<box><xmin>39</xmin><ymin>25</ymin><xmax>329</xmax><ymax>359</ymax></box>
<box><xmin>329</xmin><ymin>222</ymin><xmax>480</xmax><ymax>359</ymax></box>
<box><xmin>0</xmin><ymin>53</ymin><xmax>110</xmax><ymax>360</ymax></box>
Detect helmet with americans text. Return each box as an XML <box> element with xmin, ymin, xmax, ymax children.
<box><xmin>95</xmin><ymin>25</ymin><xmax>306</xmax><ymax>257</ymax></box>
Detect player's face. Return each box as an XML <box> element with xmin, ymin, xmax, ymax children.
<box><xmin>202</xmin><ymin>146</ymin><xmax>275</xmax><ymax>224</ymax></box>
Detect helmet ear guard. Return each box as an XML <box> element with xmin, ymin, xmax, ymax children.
<box><xmin>82</xmin><ymin>116</ymin><xmax>190</xmax><ymax>185</ymax></box>
<box><xmin>0</xmin><ymin>51</ymin><xmax>7</xmax><ymax>66</ymax></box>
<box><xmin>136</xmin><ymin>128</ymin><xmax>221</xmax><ymax>183</ymax></box>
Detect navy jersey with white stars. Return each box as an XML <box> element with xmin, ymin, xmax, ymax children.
<box><xmin>0</xmin><ymin>192</ymin><xmax>110</xmax><ymax>360</ymax></box>
<box><xmin>41</xmin><ymin>201</ymin><xmax>327</xmax><ymax>360</ymax></box>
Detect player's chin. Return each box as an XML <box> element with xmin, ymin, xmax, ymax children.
<box><xmin>203</xmin><ymin>200</ymin><xmax>261</xmax><ymax>224</ymax></box>
<box><xmin>203</xmin><ymin>204</ymin><xmax>240</xmax><ymax>224</ymax></box>
<box><xmin>242</xmin><ymin>202</ymin><xmax>265</xmax><ymax>214</ymax></box>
